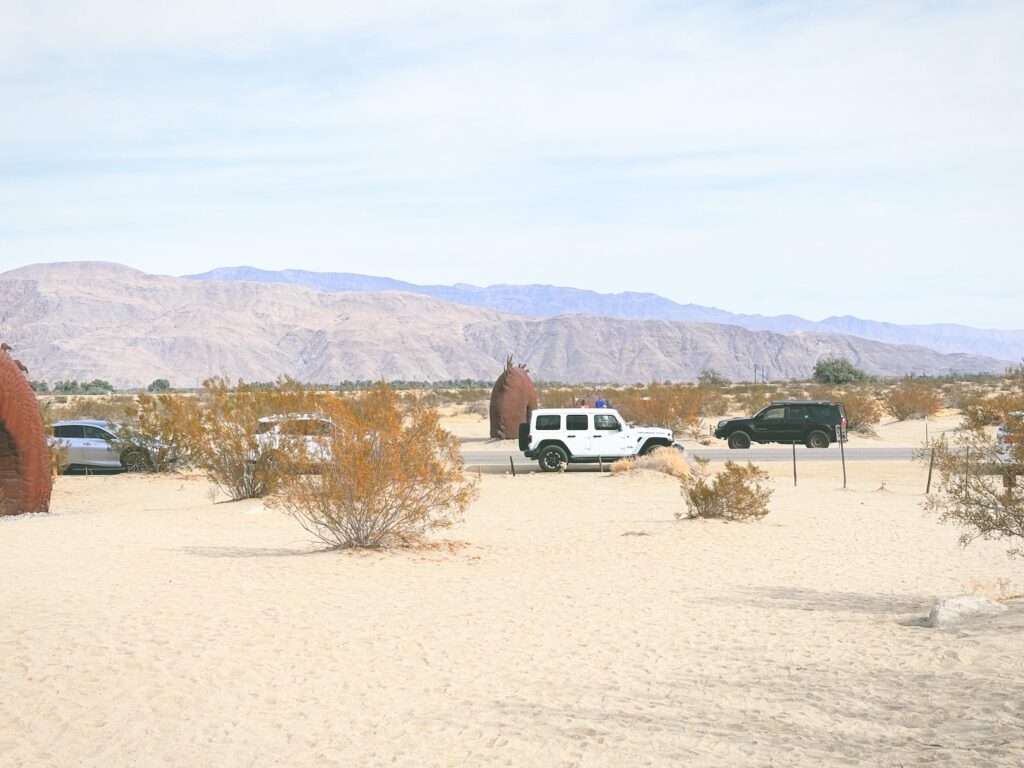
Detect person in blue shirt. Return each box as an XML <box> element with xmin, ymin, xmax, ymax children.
<box><xmin>594</xmin><ymin>397</ymin><xmax>607</xmax><ymax>408</ymax></box>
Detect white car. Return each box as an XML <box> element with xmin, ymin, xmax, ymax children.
<box><xmin>49</xmin><ymin>419</ymin><xmax>150</xmax><ymax>472</ymax></box>
<box><xmin>254</xmin><ymin>413</ymin><xmax>335</xmax><ymax>466</ymax></box>
<box><xmin>519</xmin><ymin>408</ymin><xmax>678</xmax><ymax>472</ymax></box>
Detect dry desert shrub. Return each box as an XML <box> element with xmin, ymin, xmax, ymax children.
<box><xmin>697</xmin><ymin>385</ymin><xmax>729</xmax><ymax>418</ymax></box>
<box><xmin>883</xmin><ymin>380</ymin><xmax>943</xmax><ymax>421</ymax></box>
<box><xmin>921</xmin><ymin>429</ymin><xmax>1024</xmax><ymax>559</ymax></box>
<box><xmin>111</xmin><ymin>393</ymin><xmax>196</xmax><ymax>472</ymax></box>
<box><xmin>732</xmin><ymin>385</ymin><xmax>775</xmax><ymax>416</ymax></box>
<box><xmin>678</xmin><ymin>457</ymin><xmax>772</xmax><ymax>521</ymax></box>
<box><xmin>37</xmin><ymin>401</ymin><xmax>68</xmax><ymax>475</ymax></box>
<box><xmin>269</xmin><ymin>384</ymin><xmax>477</xmax><ymax>549</ymax></box>
<box><xmin>839</xmin><ymin>391</ymin><xmax>883</xmax><ymax>435</ymax></box>
<box><xmin>462</xmin><ymin>400</ymin><xmax>489</xmax><ymax>418</ymax></box>
<box><xmin>959</xmin><ymin>392</ymin><xmax>1024</xmax><ymax>430</ymax></box>
<box><xmin>616</xmin><ymin>384</ymin><xmax>705</xmax><ymax>437</ymax></box>
<box><xmin>186</xmin><ymin>377</ymin><xmax>331</xmax><ymax>500</ymax></box>
<box><xmin>46</xmin><ymin>394</ymin><xmax>136</xmax><ymax>423</ymax></box>
<box><xmin>611</xmin><ymin>447</ymin><xmax>690</xmax><ymax>479</ymax></box>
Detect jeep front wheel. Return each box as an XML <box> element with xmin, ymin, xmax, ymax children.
<box><xmin>538</xmin><ymin>445</ymin><xmax>568</xmax><ymax>472</ymax></box>
<box><xmin>727</xmin><ymin>432</ymin><xmax>751</xmax><ymax>450</ymax></box>
<box><xmin>806</xmin><ymin>431</ymin><xmax>830</xmax><ymax>449</ymax></box>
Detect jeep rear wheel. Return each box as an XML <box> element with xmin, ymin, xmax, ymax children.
<box><xmin>727</xmin><ymin>432</ymin><xmax>751</xmax><ymax>450</ymax></box>
<box><xmin>806</xmin><ymin>431</ymin><xmax>830</xmax><ymax>449</ymax></box>
<box><xmin>538</xmin><ymin>445</ymin><xmax>568</xmax><ymax>472</ymax></box>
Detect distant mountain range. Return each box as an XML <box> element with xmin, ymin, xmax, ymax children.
<box><xmin>0</xmin><ymin>261</ymin><xmax>1008</xmax><ymax>388</ymax></box>
<box><xmin>186</xmin><ymin>266</ymin><xmax>1024</xmax><ymax>362</ymax></box>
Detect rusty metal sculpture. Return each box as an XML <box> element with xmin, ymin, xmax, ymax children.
<box><xmin>489</xmin><ymin>355</ymin><xmax>538</xmax><ymax>440</ymax></box>
<box><xmin>0</xmin><ymin>343</ymin><xmax>52</xmax><ymax>515</ymax></box>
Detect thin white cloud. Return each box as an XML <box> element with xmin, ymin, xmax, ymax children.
<box><xmin>1</xmin><ymin>1</ymin><xmax>1022</xmax><ymax>326</ymax></box>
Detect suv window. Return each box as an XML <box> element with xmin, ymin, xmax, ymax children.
<box><xmin>82</xmin><ymin>426</ymin><xmax>114</xmax><ymax>441</ymax></box>
<box><xmin>760</xmin><ymin>406</ymin><xmax>785</xmax><ymax>420</ymax></box>
<box><xmin>809</xmin><ymin>405</ymin><xmax>839</xmax><ymax>422</ymax></box>
<box><xmin>566</xmin><ymin>415</ymin><xmax>588</xmax><ymax>431</ymax></box>
<box><xmin>535</xmin><ymin>415</ymin><xmax>561</xmax><ymax>431</ymax></box>
<box><xmin>54</xmin><ymin>425</ymin><xmax>85</xmax><ymax>439</ymax></box>
<box><xmin>594</xmin><ymin>414</ymin><xmax>621</xmax><ymax>431</ymax></box>
<box><xmin>787</xmin><ymin>406</ymin><xmax>809</xmax><ymax>419</ymax></box>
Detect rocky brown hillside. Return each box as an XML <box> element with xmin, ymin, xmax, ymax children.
<box><xmin>0</xmin><ymin>262</ymin><xmax>1009</xmax><ymax>387</ymax></box>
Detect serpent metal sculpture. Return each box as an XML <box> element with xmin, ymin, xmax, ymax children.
<box><xmin>0</xmin><ymin>343</ymin><xmax>52</xmax><ymax>515</ymax></box>
<box><xmin>489</xmin><ymin>355</ymin><xmax>538</xmax><ymax>440</ymax></box>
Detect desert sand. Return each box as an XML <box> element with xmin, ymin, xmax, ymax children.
<box><xmin>3</xmin><ymin>436</ymin><xmax>1023</xmax><ymax>768</ymax></box>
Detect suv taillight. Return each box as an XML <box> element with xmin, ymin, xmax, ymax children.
<box><xmin>841</xmin><ymin>417</ymin><xmax>847</xmax><ymax>428</ymax></box>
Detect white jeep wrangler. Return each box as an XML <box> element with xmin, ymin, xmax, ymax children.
<box><xmin>518</xmin><ymin>408</ymin><xmax>678</xmax><ymax>472</ymax></box>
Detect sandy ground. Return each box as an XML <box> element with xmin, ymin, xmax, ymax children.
<box><xmin>2</xmin><ymin>458</ymin><xmax>1023</xmax><ymax>767</ymax></box>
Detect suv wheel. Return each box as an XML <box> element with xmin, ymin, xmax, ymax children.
<box><xmin>120</xmin><ymin>447</ymin><xmax>149</xmax><ymax>473</ymax></box>
<box><xmin>806</xmin><ymin>431</ymin><xmax>830</xmax><ymax>449</ymax></box>
<box><xmin>727</xmin><ymin>432</ymin><xmax>751</xmax><ymax>450</ymax></box>
<box><xmin>538</xmin><ymin>445</ymin><xmax>568</xmax><ymax>472</ymax></box>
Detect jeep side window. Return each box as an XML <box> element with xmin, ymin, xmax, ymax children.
<box><xmin>536</xmin><ymin>415</ymin><xmax>561</xmax><ymax>430</ymax></box>
<box><xmin>565</xmin><ymin>415</ymin><xmax>588</xmax><ymax>431</ymax></box>
<box><xmin>594</xmin><ymin>414</ymin><xmax>621</xmax><ymax>431</ymax></box>
<box><xmin>760</xmin><ymin>407</ymin><xmax>785</xmax><ymax>420</ymax></box>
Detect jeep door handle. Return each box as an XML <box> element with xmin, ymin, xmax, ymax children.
<box><xmin>594</xmin><ymin>436</ymin><xmax>603</xmax><ymax>439</ymax></box>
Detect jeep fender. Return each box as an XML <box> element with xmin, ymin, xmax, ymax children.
<box><xmin>638</xmin><ymin>438</ymin><xmax>672</xmax><ymax>456</ymax></box>
<box><xmin>535</xmin><ymin>439</ymin><xmax>572</xmax><ymax>458</ymax></box>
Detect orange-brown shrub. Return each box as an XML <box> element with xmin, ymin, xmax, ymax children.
<box><xmin>959</xmin><ymin>392</ymin><xmax>1024</xmax><ymax>429</ymax></box>
<box><xmin>38</xmin><ymin>401</ymin><xmax>68</xmax><ymax>476</ymax></box>
<box><xmin>883</xmin><ymin>380</ymin><xmax>943</xmax><ymax>421</ymax></box>
<box><xmin>840</xmin><ymin>391</ymin><xmax>883</xmax><ymax>434</ymax></box>
<box><xmin>269</xmin><ymin>384</ymin><xmax>477</xmax><ymax>549</ymax></box>
<box><xmin>186</xmin><ymin>378</ymin><xmax>332</xmax><ymax>500</ymax></box>
<box><xmin>615</xmin><ymin>384</ymin><xmax>705</xmax><ymax>437</ymax></box>
<box><xmin>678</xmin><ymin>457</ymin><xmax>772</xmax><ymax>521</ymax></box>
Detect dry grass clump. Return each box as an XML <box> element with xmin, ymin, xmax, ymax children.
<box><xmin>678</xmin><ymin>457</ymin><xmax>772</xmax><ymax>521</ymax></box>
<box><xmin>610</xmin><ymin>447</ymin><xmax>690</xmax><ymax>479</ymax></box>
<box><xmin>883</xmin><ymin>380</ymin><xmax>943</xmax><ymax>421</ymax></box>
<box><xmin>269</xmin><ymin>384</ymin><xmax>477</xmax><ymax>549</ymax></box>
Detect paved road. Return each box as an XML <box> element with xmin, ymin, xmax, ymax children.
<box><xmin>462</xmin><ymin>445</ymin><xmax>917</xmax><ymax>471</ymax></box>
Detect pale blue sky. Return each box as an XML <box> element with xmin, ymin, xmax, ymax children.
<box><xmin>2</xmin><ymin>1</ymin><xmax>1022</xmax><ymax>328</ymax></box>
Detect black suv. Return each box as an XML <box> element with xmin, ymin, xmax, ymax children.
<box><xmin>714</xmin><ymin>401</ymin><xmax>847</xmax><ymax>449</ymax></box>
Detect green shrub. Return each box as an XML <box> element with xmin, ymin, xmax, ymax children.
<box><xmin>813</xmin><ymin>358</ymin><xmax>869</xmax><ymax>384</ymax></box>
